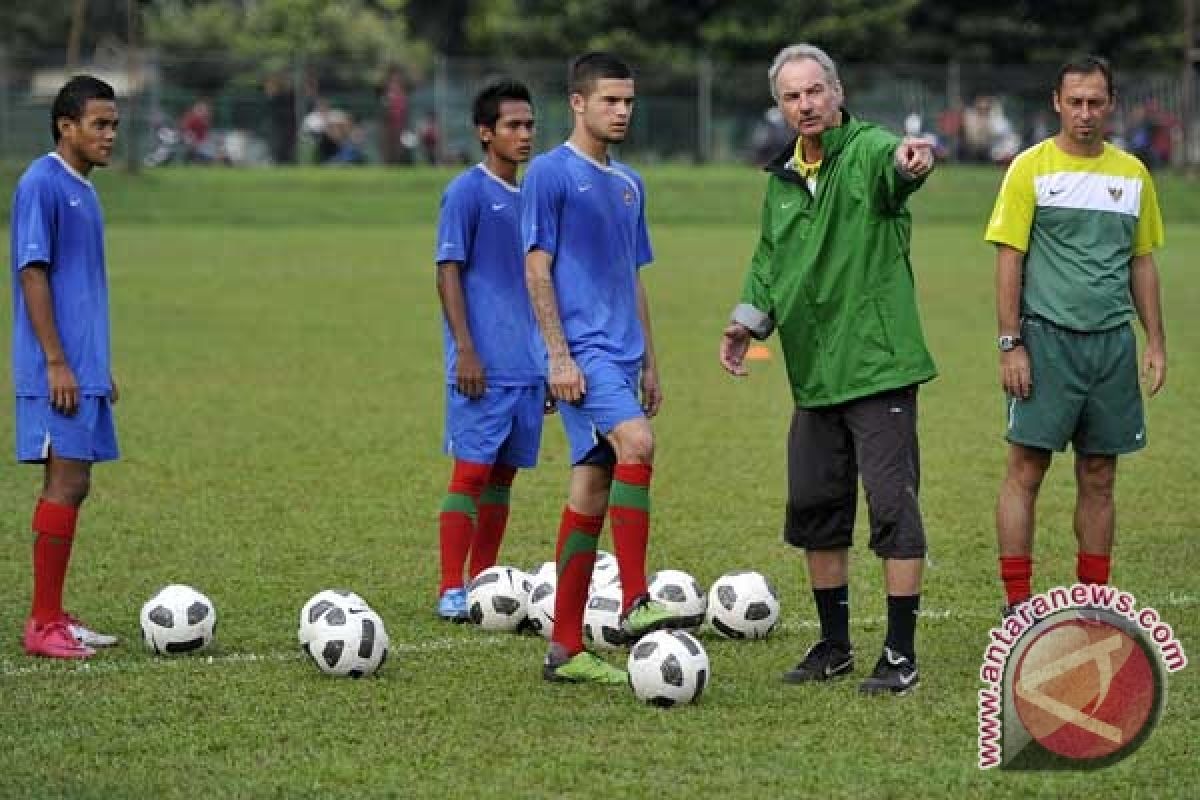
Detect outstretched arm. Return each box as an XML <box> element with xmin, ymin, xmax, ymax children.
<box><xmin>880</xmin><ymin>136</ymin><xmax>935</xmax><ymax>212</ymax></box>
<box><xmin>526</xmin><ymin>248</ymin><xmax>585</xmax><ymax>404</ymax></box>
<box><xmin>1130</xmin><ymin>253</ymin><xmax>1167</xmax><ymax>395</ymax></box>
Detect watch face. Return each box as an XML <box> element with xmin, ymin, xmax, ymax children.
<box><xmin>999</xmin><ymin>336</ymin><xmax>1015</xmax><ymax>351</ymax></box>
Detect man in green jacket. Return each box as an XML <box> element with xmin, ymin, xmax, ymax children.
<box><xmin>720</xmin><ymin>43</ymin><xmax>937</xmax><ymax>695</ymax></box>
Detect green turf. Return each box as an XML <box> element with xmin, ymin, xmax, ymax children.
<box><xmin>0</xmin><ymin>166</ymin><xmax>1196</xmax><ymax>799</ymax></box>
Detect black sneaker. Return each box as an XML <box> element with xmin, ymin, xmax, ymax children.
<box><xmin>858</xmin><ymin>647</ymin><xmax>919</xmax><ymax>695</ymax></box>
<box><xmin>782</xmin><ymin>639</ymin><xmax>854</xmax><ymax>684</ymax></box>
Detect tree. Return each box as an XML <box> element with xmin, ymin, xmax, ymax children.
<box><xmin>903</xmin><ymin>0</ymin><xmax>1185</xmax><ymax>68</ymax></box>
<box><xmin>143</xmin><ymin>0</ymin><xmax>426</xmax><ymax>91</ymax></box>
<box><xmin>465</xmin><ymin>0</ymin><xmax>917</xmax><ymax>68</ymax></box>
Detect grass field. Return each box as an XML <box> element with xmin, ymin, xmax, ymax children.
<box><xmin>0</xmin><ymin>165</ymin><xmax>1196</xmax><ymax>799</ymax></box>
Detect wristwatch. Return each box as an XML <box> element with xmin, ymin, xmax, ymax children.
<box><xmin>998</xmin><ymin>334</ymin><xmax>1024</xmax><ymax>352</ymax></box>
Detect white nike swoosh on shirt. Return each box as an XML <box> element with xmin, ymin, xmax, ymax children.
<box><xmin>491</xmin><ymin>203</ymin><xmax>507</xmax><ymax>211</ymax></box>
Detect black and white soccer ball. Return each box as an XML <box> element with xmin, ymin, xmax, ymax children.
<box><xmin>590</xmin><ymin>550</ymin><xmax>620</xmax><ymax>593</ymax></box>
<box><xmin>531</xmin><ymin>560</ymin><xmax>556</xmax><ymax>585</ymax></box>
<box><xmin>526</xmin><ymin>578</ymin><xmax>556</xmax><ymax>640</ymax></box>
<box><xmin>139</xmin><ymin>584</ymin><xmax>217</xmax><ymax>655</ymax></box>
<box><xmin>706</xmin><ymin>571</ymin><xmax>780</xmax><ymax>639</ymax></box>
<box><xmin>467</xmin><ymin>566</ymin><xmax>530</xmax><ymax>632</ymax></box>
<box><xmin>627</xmin><ymin>630</ymin><xmax>710</xmax><ymax>708</ymax></box>
<box><xmin>298</xmin><ymin>589</ymin><xmax>370</xmax><ymax>646</ymax></box>
<box><xmin>302</xmin><ymin>602</ymin><xmax>389</xmax><ymax>678</ymax></box>
<box><xmin>583</xmin><ymin>583</ymin><xmax>626</xmax><ymax>650</ymax></box>
<box><xmin>648</xmin><ymin>569</ymin><xmax>707</xmax><ymax>631</ymax></box>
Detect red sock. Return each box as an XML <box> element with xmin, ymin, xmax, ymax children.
<box><xmin>999</xmin><ymin>555</ymin><xmax>1033</xmax><ymax>606</ymax></box>
<box><xmin>1077</xmin><ymin>552</ymin><xmax>1111</xmax><ymax>585</ymax></box>
<box><xmin>438</xmin><ymin>460</ymin><xmax>490</xmax><ymax>595</ymax></box>
<box><xmin>551</xmin><ymin>507</ymin><xmax>603</xmax><ymax>656</ymax></box>
<box><xmin>469</xmin><ymin>465</ymin><xmax>516</xmax><ymax>578</ymax></box>
<box><xmin>610</xmin><ymin>464</ymin><xmax>652</xmax><ymax>611</ymax></box>
<box><xmin>31</xmin><ymin>499</ymin><xmax>79</xmax><ymax>625</ymax></box>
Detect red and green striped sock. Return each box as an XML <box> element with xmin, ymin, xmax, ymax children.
<box><xmin>551</xmin><ymin>507</ymin><xmax>603</xmax><ymax>656</ymax></box>
<box><xmin>438</xmin><ymin>459</ymin><xmax>490</xmax><ymax>596</ymax></box>
<box><xmin>610</xmin><ymin>463</ymin><xmax>652</xmax><ymax>611</ymax></box>
<box><xmin>469</xmin><ymin>465</ymin><xmax>517</xmax><ymax>578</ymax></box>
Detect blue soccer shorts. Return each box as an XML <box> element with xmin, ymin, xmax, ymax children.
<box><xmin>15</xmin><ymin>395</ymin><xmax>120</xmax><ymax>464</ymax></box>
<box><xmin>443</xmin><ymin>384</ymin><xmax>546</xmax><ymax>468</ymax></box>
<box><xmin>556</xmin><ymin>360</ymin><xmax>645</xmax><ymax>466</ymax></box>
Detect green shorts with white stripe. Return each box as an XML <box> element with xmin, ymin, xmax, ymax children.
<box><xmin>1004</xmin><ymin>316</ymin><xmax>1146</xmax><ymax>456</ymax></box>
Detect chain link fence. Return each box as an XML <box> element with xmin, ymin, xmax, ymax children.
<box><xmin>0</xmin><ymin>52</ymin><xmax>1195</xmax><ymax>168</ymax></box>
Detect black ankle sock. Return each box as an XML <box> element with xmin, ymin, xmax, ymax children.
<box><xmin>813</xmin><ymin>585</ymin><xmax>850</xmax><ymax>648</ymax></box>
<box><xmin>885</xmin><ymin>594</ymin><xmax>920</xmax><ymax>663</ymax></box>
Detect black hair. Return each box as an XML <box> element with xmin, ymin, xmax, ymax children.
<box><xmin>568</xmin><ymin>52</ymin><xmax>632</xmax><ymax>97</ymax></box>
<box><xmin>1056</xmin><ymin>55</ymin><xmax>1115</xmax><ymax>98</ymax></box>
<box><xmin>472</xmin><ymin>79</ymin><xmax>533</xmax><ymax>129</ymax></box>
<box><xmin>51</xmin><ymin>74</ymin><xmax>116</xmax><ymax>142</ymax></box>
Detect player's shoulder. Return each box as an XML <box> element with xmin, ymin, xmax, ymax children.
<box><xmin>1100</xmin><ymin>143</ymin><xmax>1153</xmax><ymax>179</ymax></box>
<box><xmin>522</xmin><ymin>145</ymin><xmax>573</xmax><ymax>192</ymax></box>
<box><xmin>1002</xmin><ymin>140</ymin><xmax>1057</xmax><ymax>179</ymax></box>
<box><xmin>442</xmin><ymin>164</ymin><xmax>486</xmax><ymax>198</ymax></box>
<box><xmin>15</xmin><ymin>154</ymin><xmax>63</xmax><ymax>194</ymax></box>
<box><xmin>525</xmin><ymin>145</ymin><xmax>570</xmax><ymax>173</ymax></box>
<box><xmin>848</xmin><ymin>117</ymin><xmax>898</xmax><ymax>145</ymax></box>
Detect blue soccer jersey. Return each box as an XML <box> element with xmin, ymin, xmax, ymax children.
<box><xmin>521</xmin><ymin>143</ymin><xmax>653</xmax><ymax>368</ymax></box>
<box><xmin>10</xmin><ymin>154</ymin><xmax>111</xmax><ymax>396</ymax></box>
<box><xmin>435</xmin><ymin>164</ymin><xmax>544</xmax><ymax>387</ymax></box>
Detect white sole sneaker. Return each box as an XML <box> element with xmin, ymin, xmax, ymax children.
<box><xmin>68</xmin><ymin>622</ymin><xmax>119</xmax><ymax>648</ymax></box>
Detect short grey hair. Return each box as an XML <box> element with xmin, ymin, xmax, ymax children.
<box><xmin>768</xmin><ymin>43</ymin><xmax>841</xmax><ymax>101</ymax></box>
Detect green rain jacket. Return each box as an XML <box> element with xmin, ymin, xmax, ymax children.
<box><xmin>733</xmin><ymin>110</ymin><xmax>937</xmax><ymax>408</ymax></box>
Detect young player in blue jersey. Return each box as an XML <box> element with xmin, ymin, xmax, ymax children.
<box><xmin>433</xmin><ymin>80</ymin><xmax>543</xmax><ymax>620</ymax></box>
<box><xmin>523</xmin><ymin>53</ymin><xmax>683</xmax><ymax>684</ymax></box>
<box><xmin>11</xmin><ymin>76</ymin><xmax>121</xmax><ymax>659</ymax></box>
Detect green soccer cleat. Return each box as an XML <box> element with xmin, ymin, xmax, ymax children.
<box><xmin>620</xmin><ymin>595</ymin><xmax>684</xmax><ymax>642</ymax></box>
<box><xmin>543</xmin><ymin>648</ymin><xmax>628</xmax><ymax>685</ymax></box>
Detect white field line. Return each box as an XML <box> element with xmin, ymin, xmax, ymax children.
<box><xmin>14</xmin><ymin>599</ymin><xmax>1187</xmax><ymax>679</ymax></box>
<box><xmin>0</xmin><ymin>633</ymin><xmax>514</xmax><ymax>680</ymax></box>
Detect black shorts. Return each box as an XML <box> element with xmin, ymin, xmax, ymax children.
<box><xmin>784</xmin><ymin>385</ymin><xmax>927</xmax><ymax>559</ymax></box>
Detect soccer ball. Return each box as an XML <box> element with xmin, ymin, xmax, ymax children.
<box><xmin>627</xmin><ymin>630</ymin><xmax>710</xmax><ymax>708</ymax></box>
<box><xmin>531</xmin><ymin>560</ymin><xmax>557</xmax><ymax>584</ymax></box>
<box><xmin>706</xmin><ymin>571</ymin><xmax>780</xmax><ymax>639</ymax></box>
<box><xmin>302</xmin><ymin>604</ymin><xmax>389</xmax><ymax>678</ymax></box>
<box><xmin>467</xmin><ymin>566</ymin><xmax>530</xmax><ymax>632</ymax></box>
<box><xmin>526</xmin><ymin>578</ymin><xmax>556</xmax><ymax>639</ymax></box>
<box><xmin>584</xmin><ymin>583</ymin><xmax>626</xmax><ymax>650</ymax></box>
<box><xmin>590</xmin><ymin>550</ymin><xmax>620</xmax><ymax>592</ymax></box>
<box><xmin>298</xmin><ymin>589</ymin><xmax>369</xmax><ymax>645</ymax></box>
<box><xmin>648</xmin><ymin>569</ymin><xmax>707</xmax><ymax>631</ymax></box>
<box><xmin>140</xmin><ymin>584</ymin><xmax>217</xmax><ymax>655</ymax></box>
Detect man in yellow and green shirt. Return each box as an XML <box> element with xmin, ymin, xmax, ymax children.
<box><xmin>985</xmin><ymin>56</ymin><xmax>1167</xmax><ymax>612</ymax></box>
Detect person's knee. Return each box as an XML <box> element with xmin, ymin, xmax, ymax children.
<box><xmin>45</xmin><ymin>472</ymin><xmax>89</xmax><ymax>507</ymax></box>
<box><xmin>1007</xmin><ymin>448</ymin><xmax>1051</xmax><ymax>493</ymax></box>
<box><xmin>610</xmin><ymin>424</ymin><xmax>654</xmax><ymax>464</ymax></box>
<box><xmin>1076</xmin><ymin>456</ymin><xmax>1117</xmax><ymax>499</ymax></box>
